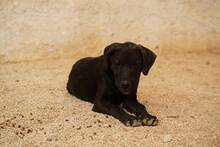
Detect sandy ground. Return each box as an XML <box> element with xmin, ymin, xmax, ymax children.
<box><xmin>0</xmin><ymin>52</ymin><xmax>220</xmax><ymax>147</ymax></box>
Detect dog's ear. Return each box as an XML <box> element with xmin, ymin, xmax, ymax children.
<box><xmin>103</xmin><ymin>43</ymin><xmax>120</xmax><ymax>71</ymax></box>
<box><xmin>138</xmin><ymin>45</ymin><xmax>157</xmax><ymax>75</ymax></box>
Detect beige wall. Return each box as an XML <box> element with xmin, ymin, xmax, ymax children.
<box><xmin>0</xmin><ymin>0</ymin><xmax>220</xmax><ymax>62</ymax></box>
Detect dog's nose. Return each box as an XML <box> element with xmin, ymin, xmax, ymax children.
<box><xmin>121</xmin><ymin>80</ymin><xmax>130</xmax><ymax>89</ymax></box>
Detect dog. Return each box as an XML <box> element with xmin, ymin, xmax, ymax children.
<box><xmin>67</xmin><ymin>42</ymin><xmax>158</xmax><ymax>127</ymax></box>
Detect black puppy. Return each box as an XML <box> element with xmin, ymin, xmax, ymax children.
<box><xmin>67</xmin><ymin>42</ymin><xmax>158</xmax><ymax>127</ymax></box>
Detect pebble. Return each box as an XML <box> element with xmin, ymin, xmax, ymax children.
<box><xmin>46</xmin><ymin>138</ymin><xmax>52</xmax><ymax>141</ymax></box>
<box><xmin>12</xmin><ymin>123</ymin><xmax>16</xmax><ymax>127</ymax></box>
<box><xmin>86</xmin><ymin>125</ymin><xmax>92</xmax><ymax>128</ymax></box>
<box><xmin>38</xmin><ymin>120</ymin><xmax>43</xmax><ymax>124</ymax></box>
<box><xmin>76</xmin><ymin>126</ymin><xmax>81</xmax><ymax>130</ymax></box>
<box><xmin>163</xmin><ymin>135</ymin><xmax>172</xmax><ymax>143</ymax></box>
<box><xmin>0</xmin><ymin>126</ymin><xmax>5</xmax><ymax>129</ymax></box>
<box><xmin>27</xmin><ymin>129</ymin><xmax>33</xmax><ymax>133</ymax></box>
<box><xmin>103</xmin><ymin>124</ymin><xmax>112</xmax><ymax>128</ymax></box>
<box><xmin>21</xmin><ymin>127</ymin><xmax>25</xmax><ymax>131</ymax></box>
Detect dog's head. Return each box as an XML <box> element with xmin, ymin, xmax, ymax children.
<box><xmin>103</xmin><ymin>42</ymin><xmax>157</xmax><ymax>95</ymax></box>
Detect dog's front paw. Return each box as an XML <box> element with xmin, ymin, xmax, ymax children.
<box><xmin>142</xmin><ymin>116</ymin><xmax>158</xmax><ymax>126</ymax></box>
<box><xmin>124</xmin><ymin>118</ymin><xmax>142</xmax><ymax>127</ymax></box>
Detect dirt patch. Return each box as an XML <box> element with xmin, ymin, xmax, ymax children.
<box><xmin>0</xmin><ymin>51</ymin><xmax>219</xmax><ymax>146</ymax></box>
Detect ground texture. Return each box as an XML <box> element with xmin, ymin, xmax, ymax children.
<box><xmin>0</xmin><ymin>52</ymin><xmax>220</xmax><ymax>146</ymax></box>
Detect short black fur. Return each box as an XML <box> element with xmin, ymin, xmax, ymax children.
<box><xmin>67</xmin><ymin>42</ymin><xmax>158</xmax><ymax>126</ymax></box>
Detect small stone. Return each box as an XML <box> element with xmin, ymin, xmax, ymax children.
<box><xmin>163</xmin><ymin>135</ymin><xmax>172</xmax><ymax>143</ymax></box>
<box><xmin>38</xmin><ymin>120</ymin><xmax>42</xmax><ymax>124</ymax></box>
<box><xmin>190</xmin><ymin>116</ymin><xmax>195</xmax><ymax>119</ymax></box>
<box><xmin>206</xmin><ymin>61</ymin><xmax>210</xmax><ymax>65</ymax></box>
<box><xmin>155</xmin><ymin>45</ymin><xmax>159</xmax><ymax>49</ymax></box>
<box><xmin>186</xmin><ymin>68</ymin><xmax>192</xmax><ymax>72</ymax></box>
<box><xmin>194</xmin><ymin>134</ymin><xmax>199</xmax><ymax>139</ymax></box>
<box><xmin>12</xmin><ymin>123</ymin><xmax>16</xmax><ymax>127</ymax></box>
<box><xmin>103</xmin><ymin>124</ymin><xmax>112</xmax><ymax>128</ymax></box>
<box><xmin>167</xmin><ymin>115</ymin><xmax>179</xmax><ymax>118</ymax></box>
<box><xmin>21</xmin><ymin>127</ymin><xmax>25</xmax><ymax>131</ymax></box>
<box><xmin>0</xmin><ymin>126</ymin><xmax>4</xmax><ymax>129</ymax></box>
<box><xmin>27</xmin><ymin>129</ymin><xmax>33</xmax><ymax>133</ymax></box>
<box><xmin>65</xmin><ymin>119</ymin><xmax>69</xmax><ymax>122</ymax></box>
<box><xmin>46</xmin><ymin>138</ymin><xmax>52</xmax><ymax>141</ymax></box>
<box><xmin>76</xmin><ymin>126</ymin><xmax>81</xmax><ymax>130</ymax></box>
